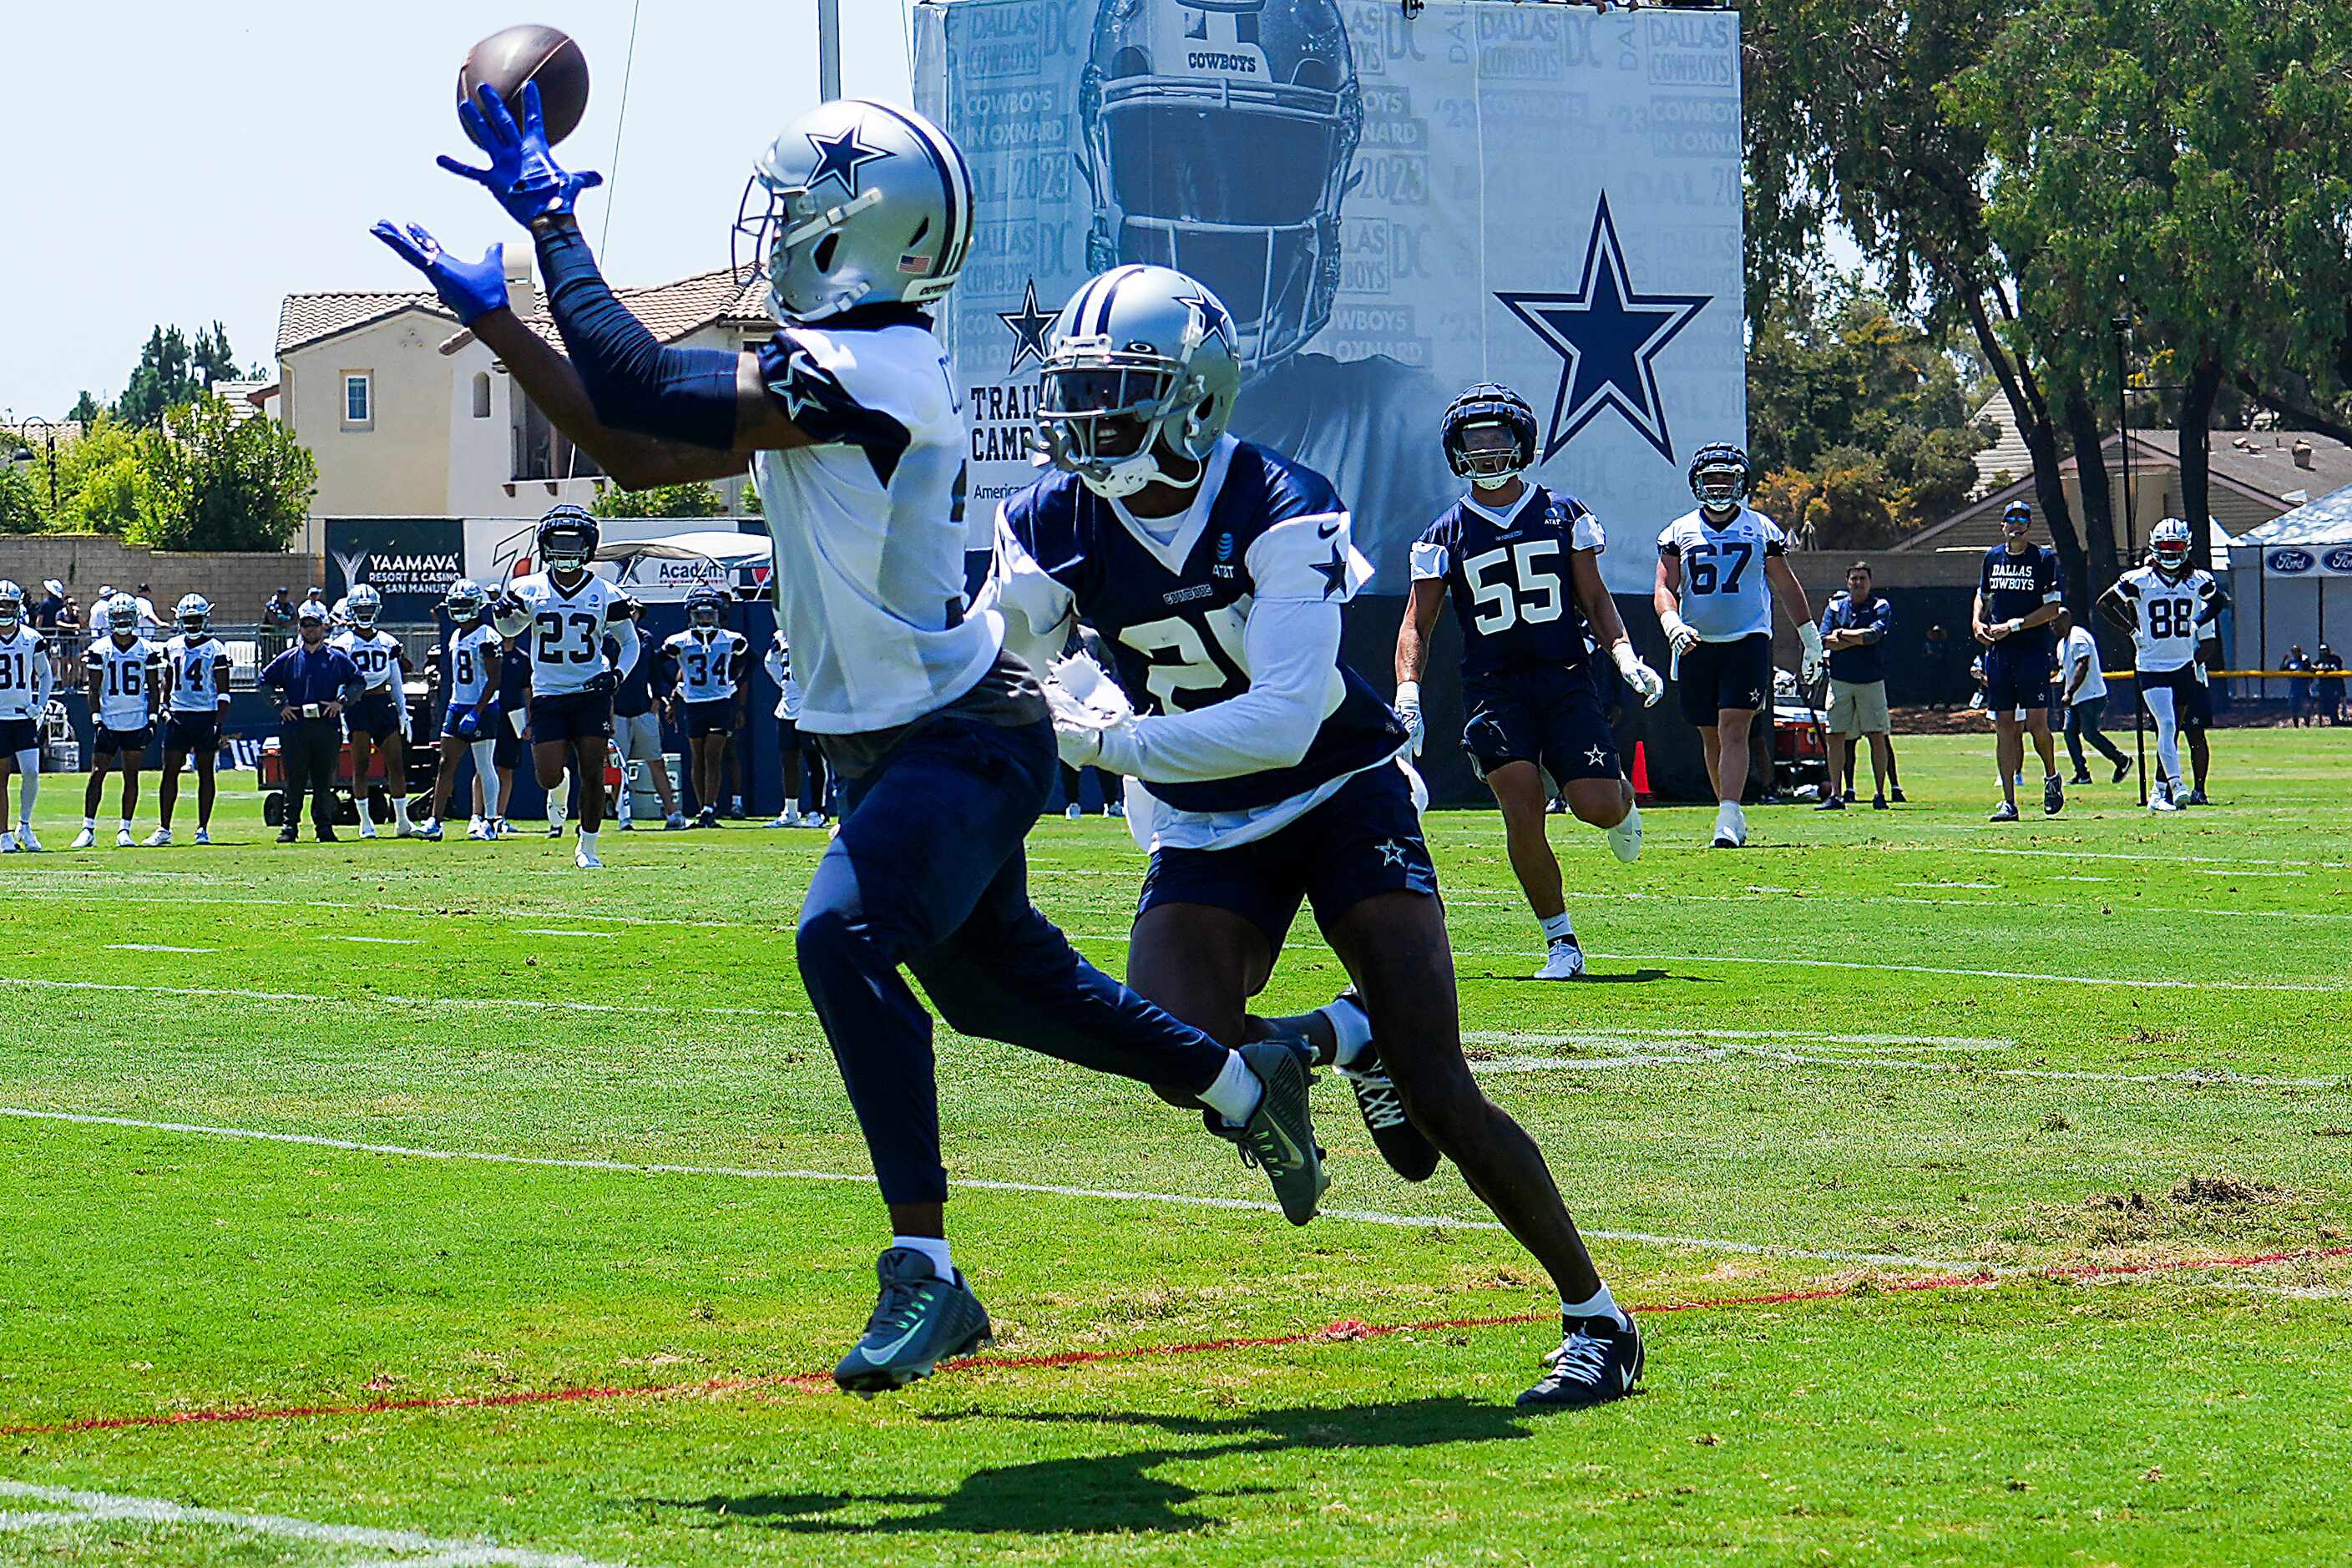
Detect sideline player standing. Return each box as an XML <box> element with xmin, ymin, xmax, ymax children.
<box><xmin>661</xmin><ymin>584</ymin><xmax>748</xmax><ymax>828</ymax></box>
<box><xmin>609</xmin><ymin>593</ymin><xmax>686</xmax><ymax>832</ymax></box>
<box><xmin>1973</xmin><ymin>501</ymin><xmax>2067</xmax><ymax>821</ymax></box>
<box><xmin>376</xmin><ymin>89</ymin><xmax>1323</xmax><ymax>1391</ymax></box>
<box><xmin>149</xmin><ymin>595</ymin><xmax>232</xmax><ymax>846</ymax></box>
<box><xmin>331</xmin><ymin>585</ymin><xmax>417</xmax><ymax>839</ymax></box>
<box><xmin>2058</xmin><ymin>609</ymin><xmax>2128</xmax><ymax>785</ymax></box>
<box><xmin>0</xmin><ymin>580</ymin><xmax>55</xmax><ymax>853</ymax></box>
<box><xmin>1394</xmin><ymin>383</ymin><xmax>1662</xmax><ymax>979</ymax></box>
<box><xmin>989</xmin><ymin>269</ymin><xmax>1645</xmax><ymax>1408</ymax></box>
<box><xmin>763</xmin><ymin>630</ymin><xmax>828</xmax><ymax>829</ymax></box>
<box><xmin>1654</xmin><ymin>445</ymin><xmax>1823</xmax><ymax>847</ymax></box>
<box><xmin>488</xmin><ymin>506</ymin><xmax>638</xmax><ymax>868</ymax></box>
<box><xmin>421</xmin><ymin>579</ymin><xmax>504</xmax><ymax>841</ymax></box>
<box><xmin>75</xmin><ymin>594</ymin><xmax>160</xmax><ymax>848</ymax></box>
<box><xmin>2099</xmin><ymin>518</ymin><xmax>2226</xmax><ymax>812</ymax></box>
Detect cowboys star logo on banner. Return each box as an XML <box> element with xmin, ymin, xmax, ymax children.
<box><xmin>804</xmin><ymin>123</ymin><xmax>890</xmax><ymax>198</ymax></box>
<box><xmin>1496</xmin><ymin>195</ymin><xmax>1711</xmax><ymax>465</ymax></box>
<box><xmin>997</xmin><ymin>280</ymin><xmax>1056</xmax><ymax>375</ymax></box>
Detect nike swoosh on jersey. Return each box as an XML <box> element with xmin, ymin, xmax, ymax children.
<box><xmin>1317</xmin><ymin>519</ymin><xmax>1340</xmax><ymax>539</ymax></box>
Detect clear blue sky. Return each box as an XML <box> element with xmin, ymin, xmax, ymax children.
<box><xmin>0</xmin><ymin>2</ymin><xmax>918</xmax><ymax>421</ymax></box>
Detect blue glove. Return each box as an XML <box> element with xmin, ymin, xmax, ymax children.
<box><xmin>449</xmin><ymin>703</ymin><xmax>481</xmax><ymax>740</ymax></box>
<box><xmin>369</xmin><ymin>221</ymin><xmax>508</xmax><ymax>326</ymax></box>
<box><xmin>438</xmin><ymin>81</ymin><xmax>603</xmax><ymax>227</ymax></box>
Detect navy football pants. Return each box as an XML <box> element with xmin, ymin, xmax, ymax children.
<box><xmin>795</xmin><ymin>711</ymin><xmax>1229</xmax><ymax>1206</ymax></box>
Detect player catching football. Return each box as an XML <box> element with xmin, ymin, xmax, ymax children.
<box><xmin>1393</xmin><ymin>383</ymin><xmax>1664</xmax><ymax>980</ymax></box>
<box><xmin>984</xmin><ymin>267</ymin><xmax>1646</xmax><ymax>1409</ymax></box>
<box><xmin>374</xmin><ymin>85</ymin><xmax>1324</xmax><ymax>1394</ymax></box>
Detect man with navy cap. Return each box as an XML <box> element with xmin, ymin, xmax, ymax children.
<box><xmin>260</xmin><ymin>599</ymin><xmax>365</xmax><ymax>842</ymax></box>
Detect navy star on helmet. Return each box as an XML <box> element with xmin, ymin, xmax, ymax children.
<box><xmin>106</xmin><ymin>592</ymin><xmax>141</xmax><ymax>636</ymax></box>
<box><xmin>1442</xmin><ymin>383</ymin><xmax>1539</xmax><ymax>485</ymax></box>
<box><xmin>686</xmin><ymin>584</ymin><xmax>728</xmax><ymax>628</ymax></box>
<box><xmin>733</xmin><ymin>99</ymin><xmax>974</xmax><ymax>325</ymax></box>
<box><xmin>175</xmin><ymin>594</ymin><xmax>211</xmax><ymax>635</ymax></box>
<box><xmin>2151</xmin><ymin>515</ymin><xmax>2193</xmax><ymax>577</ymax></box>
<box><xmin>1034</xmin><ymin>264</ymin><xmax>1243</xmax><ymax>500</ymax></box>
<box><xmin>1687</xmin><ymin>442</ymin><xmax>1752</xmax><ymax>511</ymax></box>
<box><xmin>345</xmin><ymin>584</ymin><xmax>383</xmax><ymax>628</ymax></box>
<box><xmin>444</xmin><ymin>578</ymin><xmax>488</xmax><ymax>620</ymax></box>
<box><xmin>0</xmin><ymin>580</ymin><xmax>22</xmax><ymax>633</ymax></box>
<box><xmin>536</xmin><ymin>504</ymin><xmax>599</xmax><ymax>574</ymax></box>
<box><xmin>1080</xmin><ymin>0</ymin><xmax>1361</xmax><ymax>377</ymax></box>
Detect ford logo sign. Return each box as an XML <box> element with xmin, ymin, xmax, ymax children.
<box><xmin>2269</xmin><ymin>548</ymin><xmax>2316</xmax><ymax>574</ymax></box>
<box><xmin>2326</xmin><ymin>547</ymin><xmax>2352</xmax><ymax>574</ymax></box>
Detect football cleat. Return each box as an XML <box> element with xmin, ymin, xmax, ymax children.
<box><xmin>695</xmin><ymin>807</ymin><xmax>719</xmax><ymax>830</ymax></box>
<box><xmin>546</xmin><ymin>821</ymin><xmax>564</xmax><ymax>839</ymax></box>
<box><xmin>1536</xmin><ymin>935</ymin><xmax>1587</xmax><ymax>981</ymax></box>
<box><xmin>664</xmin><ymin>812</ymin><xmax>688</xmax><ymax>830</ymax></box>
<box><xmin>1710</xmin><ymin>802</ymin><xmax>1747</xmax><ymax>848</ymax></box>
<box><xmin>1871</xmin><ymin>795</ymin><xmax>1889</xmax><ymax>811</ymax></box>
<box><xmin>70</xmin><ymin>827</ymin><xmax>96</xmax><ymax>850</ymax></box>
<box><xmin>192</xmin><ymin>828</ymin><xmax>210</xmax><ymax>846</ymax></box>
<box><xmin>1325</xmin><ymin>991</ymin><xmax>1441</xmax><ymax>1183</ymax></box>
<box><xmin>769</xmin><ymin>811</ymin><xmax>800</xmax><ymax>828</ymax></box>
<box><xmin>1226</xmin><ymin>1038</ymin><xmax>1328</xmax><ymax>1225</ymax></box>
<box><xmin>575</xmin><ymin>843</ymin><xmax>604</xmax><ymax>869</ymax></box>
<box><xmin>276</xmin><ymin>826</ymin><xmax>299</xmax><ymax>844</ymax></box>
<box><xmin>2185</xmin><ymin>787</ymin><xmax>2208</xmax><ymax>807</ymax></box>
<box><xmin>1814</xmin><ymin>794</ymin><xmax>1846</xmax><ymax>812</ymax></box>
<box><xmin>1521</xmin><ymin>1312</ymin><xmax>1644</xmax><ymax>1409</ymax></box>
<box><xmin>115</xmin><ymin>827</ymin><xmax>136</xmax><ymax>848</ymax></box>
<box><xmin>1065</xmin><ymin>802</ymin><xmax>1083</xmax><ymax>820</ymax></box>
<box><xmin>0</xmin><ymin>833</ymin><xmax>17</xmax><ymax>854</ymax></box>
<box><xmin>2151</xmin><ymin>781</ymin><xmax>2181</xmax><ymax>813</ymax></box>
<box><xmin>359</xmin><ymin>821</ymin><xmax>378</xmax><ymax>840</ymax></box>
<box><xmin>1605</xmin><ymin>803</ymin><xmax>1642</xmax><ymax>862</ymax></box>
<box><xmin>1989</xmin><ymin>800</ymin><xmax>2020</xmax><ymax>822</ymax></box>
<box><xmin>143</xmin><ymin>828</ymin><xmax>171</xmax><ymax>847</ymax></box>
<box><xmin>1890</xmin><ymin>786</ymin><xmax>1908</xmax><ymax>802</ymax></box>
<box><xmin>832</xmin><ymin>1248</ymin><xmax>994</xmax><ymax>1399</ymax></box>
<box><xmin>2042</xmin><ymin>774</ymin><xmax>2065</xmax><ymax>817</ymax></box>
<box><xmin>421</xmin><ymin>820</ymin><xmax>445</xmax><ymax>842</ymax></box>
<box><xmin>2069</xmin><ymin>771</ymin><xmax>2094</xmax><ymax>786</ymax></box>
<box><xmin>17</xmin><ymin>827</ymin><xmax>40</xmax><ymax>852</ymax></box>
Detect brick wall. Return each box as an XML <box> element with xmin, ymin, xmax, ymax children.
<box><xmin>0</xmin><ymin>536</ymin><xmax>321</xmax><ymax>623</ymax></box>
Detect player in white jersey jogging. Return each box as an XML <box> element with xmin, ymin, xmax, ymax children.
<box><xmin>76</xmin><ymin>594</ymin><xmax>160</xmax><ymax>848</ymax></box>
<box><xmin>1655</xmin><ymin>444</ymin><xmax>1822</xmax><ymax>847</ymax></box>
<box><xmin>149</xmin><ymin>595</ymin><xmax>233</xmax><ymax>846</ymax></box>
<box><xmin>2100</xmin><ymin>517</ymin><xmax>2226</xmax><ymax>811</ymax></box>
<box><xmin>329</xmin><ymin>585</ymin><xmax>417</xmax><ymax>839</ymax></box>
<box><xmin>0</xmin><ymin>581</ymin><xmax>56</xmax><ymax>853</ymax></box>
<box><xmin>488</xmin><ymin>506</ymin><xmax>640</xmax><ymax>867</ymax></box>
<box><xmin>377</xmin><ymin>88</ymin><xmax>1324</xmax><ymax>1393</ymax></box>
<box><xmin>422</xmin><ymin>579</ymin><xmax>507</xmax><ymax>842</ymax></box>
<box><xmin>660</xmin><ymin>585</ymin><xmax>749</xmax><ymax>828</ymax></box>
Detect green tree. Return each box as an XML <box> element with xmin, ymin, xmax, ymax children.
<box><xmin>116</xmin><ymin>322</ymin><xmax>240</xmax><ymax>428</ymax></box>
<box><xmin>65</xmin><ymin>391</ymin><xmax>105</xmax><ymax>428</ymax></box>
<box><xmin>53</xmin><ymin>416</ymin><xmax>151</xmax><ymax>536</ymax></box>
<box><xmin>592</xmin><ymin>481</ymin><xmax>729</xmax><ymax>519</ymax></box>
<box><xmin>0</xmin><ymin>463</ymin><xmax>43</xmax><ymax>534</ymax></box>
<box><xmin>131</xmin><ymin>394</ymin><xmax>316</xmax><ymax>551</ymax></box>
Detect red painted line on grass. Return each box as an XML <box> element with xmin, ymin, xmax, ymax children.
<box><xmin>11</xmin><ymin>1245</ymin><xmax>2344</xmax><ymax>1440</ymax></box>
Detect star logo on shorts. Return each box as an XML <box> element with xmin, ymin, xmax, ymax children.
<box><xmin>1586</xmin><ymin>745</ymin><xmax>1611</xmax><ymax>768</ymax></box>
<box><xmin>1747</xmin><ymin>687</ymin><xmax>1765</xmax><ymax>706</ymax></box>
<box><xmin>1375</xmin><ymin>838</ymin><xmax>1412</xmax><ymax>867</ymax></box>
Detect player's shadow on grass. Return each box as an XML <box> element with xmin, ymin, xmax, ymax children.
<box><xmin>1498</xmin><ymin>967</ymin><xmax>1681</xmax><ymax>985</ymax></box>
<box><xmin>653</xmin><ymin>1395</ymin><xmax>1533</xmax><ymax>1537</ymax></box>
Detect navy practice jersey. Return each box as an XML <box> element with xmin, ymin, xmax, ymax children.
<box><xmin>1411</xmin><ymin>485</ymin><xmax>1604</xmax><ymax>683</ymax></box>
<box><xmin>990</xmin><ymin>438</ymin><xmax>1407</xmax><ymax>817</ymax></box>
<box><xmin>1980</xmin><ymin>544</ymin><xmax>2063</xmax><ymax>646</ymax></box>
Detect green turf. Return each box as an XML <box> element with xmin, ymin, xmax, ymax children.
<box><xmin>3</xmin><ymin>729</ymin><xmax>2348</xmax><ymax>1565</ymax></box>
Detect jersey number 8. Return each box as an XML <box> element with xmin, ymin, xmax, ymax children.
<box><xmin>1464</xmin><ymin>540</ymin><xmax>1565</xmax><ymax>635</ymax></box>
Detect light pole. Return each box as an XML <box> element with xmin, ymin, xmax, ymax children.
<box><xmin>817</xmin><ymin>0</ymin><xmax>841</xmax><ymax>99</ymax></box>
<box><xmin>7</xmin><ymin>417</ymin><xmax>58</xmax><ymax>513</ymax></box>
<box><xmin>2110</xmin><ymin>316</ymin><xmax>2135</xmax><ymax>561</ymax></box>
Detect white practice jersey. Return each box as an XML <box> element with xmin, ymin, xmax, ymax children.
<box><xmin>331</xmin><ymin>628</ymin><xmax>405</xmax><ymax>691</ymax></box>
<box><xmin>88</xmin><ymin>636</ymin><xmax>158</xmax><ymax>729</ymax></box>
<box><xmin>1658</xmin><ymin>505</ymin><xmax>1788</xmax><ymax>641</ymax></box>
<box><xmin>502</xmin><ymin>572</ymin><xmax>639</xmax><ymax>699</ymax></box>
<box><xmin>664</xmin><ymin>629</ymin><xmax>746</xmax><ymax>704</ymax></box>
<box><xmin>0</xmin><ymin>628</ymin><xmax>53</xmax><ymax>720</ymax></box>
<box><xmin>2061</xmin><ymin>625</ymin><xmax>2107</xmax><ymax>703</ymax></box>
<box><xmin>445</xmin><ymin>625</ymin><xmax>502</xmax><ymax>708</ymax></box>
<box><xmin>749</xmin><ymin>318</ymin><xmax>999</xmax><ymax>735</ymax></box>
<box><xmin>764</xmin><ymin>635</ymin><xmax>801</xmax><ymax>721</ymax></box>
<box><xmin>2112</xmin><ymin>565</ymin><xmax>2221</xmax><ymax>674</ymax></box>
<box><xmin>161</xmin><ymin>635</ymin><xmax>231</xmax><ymax>715</ymax></box>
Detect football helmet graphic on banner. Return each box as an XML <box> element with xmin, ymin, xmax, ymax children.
<box><xmin>733</xmin><ymin>99</ymin><xmax>974</xmax><ymax>325</ymax></box>
<box><xmin>1442</xmin><ymin>384</ymin><xmax>1540</xmax><ymax>488</ymax></box>
<box><xmin>2150</xmin><ymin>515</ymin><xmax>2193</xmax><ymax>579</ymax></box>
<box><xmin>1080</xmin><ymin>0</ymin><xmax>1361</xmax><ymax>377</ymax></box>
<box><xmin>1034</xmin><ymin>264</ymin><xmax>1243</xmax><ymax>500</ymax></box>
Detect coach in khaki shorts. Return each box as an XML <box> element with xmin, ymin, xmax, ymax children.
<box><xmin>1818</xmin><ymin>562</ymin><xmax>1894</xmax><ymax>810</ymax></box>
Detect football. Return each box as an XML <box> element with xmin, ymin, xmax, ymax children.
<box><xmin>458</xmin><ymin>23</ymin><xmax>590</xmax><ymax>147</ymax></box>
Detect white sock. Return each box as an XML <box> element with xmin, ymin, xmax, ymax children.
<box><xmin>578</xmin><ymin>828</ymin><xmax>598</xmax><ymax>852</ymax></box>
<box><xmin>549</xmin><ymin>771</ymin><xmax>568</xmax><ymax>824</ymax></box>
<box><xmin>119</xmin><ymin>818</ymin><xmax>132</xmax><ymax>833</ymax></box>
<box><xmin>1540</xmin><ymin>911</ymin><xmax>1576</xmax><ymax>944</ymax></box>
<box><xmin>16</xmin><ymin>752</ymin><xmax>36</xmax><ymax>822</ymax></box>
<box><xmin>891</xmin><ymin>1234</ymin><xmax>953</xmax><ymax>1280</ymax></box>
<box><xmin>470</xmin><ymin>739</ymin><xmax>498</xmax><ymax>798</ymax></box>
<box><xmin>1561</xmin><ymin>1282</ymin><xmax>1628</xmax><ymax>1330</ymax></box>
<box><xmin>83</xmin><ymin>815</ymin><xmax>95</xmax><ymax>830</ymax></box>
<box><xmin>1320</xmin><ymin>995</ymin><xmax>1375</xmax><ymax>1071</ymax></box>
<box><xmin>1198</xmin><ymin>1049</ymin><xmax>1263</xmax><ymax>1126</ymax></box>
<box><xmin>392</xmin><ymin>796</ymin><xmax>412</xmax><ymax>827</ymax></box>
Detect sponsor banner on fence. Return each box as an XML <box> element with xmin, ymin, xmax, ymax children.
<box><xmin>914</xmin><ymin>0</ymin><xmax>1745</xmax><ymax>591</ymax></box>
<box><xmin>463</xmin><ymin>518</ymin><xmax>771</xmax><ymax>604</ymax></box>
<box><xmin>324</xmin><ymin>519</ymin><xmax>467</xmax><ymax>619</ymax></box>
<box><xmin>2262</xmin><ymin>545</ymin><xmax>2352</xmax><ymax>578</ymax></box>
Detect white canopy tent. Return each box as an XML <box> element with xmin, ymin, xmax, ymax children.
<box><xmin>2224</xmin><ymin>484</ymin><xmax>2352</xmax><ymax>670</ymax></box>
<box><xmin>590</xmin><ymin>528</ymin><xmax>775</xmax><ymax>602</ymax></box>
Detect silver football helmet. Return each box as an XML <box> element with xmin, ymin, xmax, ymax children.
<box><xmin>346</xmin><ymin>584</ymin><xmax>383</xmax><ymax>629</ymax></box>
<box><xmin>1080</xmin><ymin>0</ymin><xmax>1361</xmax><ymax>377</ymax></box>
<box><xmin>0</xmin><ymin>581</ymin><xmax>22</xmax><ymax>634</ymax></box>
<box><xmin>733</xmin><ymin>99</ymin><xmax>974</xmax><ymax>325</ymax></box>
<box><xmin>105</xmin><ymin>593</ymin><xmax>140</xmax><ymax>639</ymax></box>
<box><xmin>1034</xmin><ymin>265</ymin><xmax>1243</xmax><ymax>500</ymax></box>
<box><xmin>2151</xmin><ymin>515</ymin><xmax>2193</xmax><ymax>579</ymax></box>
<box><xmin>175</xmin><ymin>594</ymin><xmax>210</xmax><ymax>635</ymax></box>
<box><xmin>444</xmin><ymin>578</ymin><xmax>487</xmax><ymax>620</ymax></box>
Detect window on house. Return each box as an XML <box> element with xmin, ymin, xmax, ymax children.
<box><xmin>343</xmin><ymin>373</ymin><xmax>372</xmax><ymax>427</ymax></box>
<box><xmin>472</xmin><ymin>372</ymin><xmax>493</xmax><ymax>419</ymax></box>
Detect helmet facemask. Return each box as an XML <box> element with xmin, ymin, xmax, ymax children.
<box><xmin>1692</xmin><ymin>463</ymin><xmax>1748</xmax><ymax>518</ymax></box>
<box><xmin>1037</xmin><ymin>350</ymin><xmax>1208</xmax><ymax>501</ymax></box>
<box><xmin>1454</xmin><ymin>422</ymin><xmax>1527</xmax><ymax>492</ymax></box>
<box><xmin>0</xmin><ymin>584</ymin><xmax>20</xmax><ymax>635</ymax></box>
<box><xmin>2151</xmin><ymin>519</ymin><xmax>2193</xmax><ymax>579</ymax></box>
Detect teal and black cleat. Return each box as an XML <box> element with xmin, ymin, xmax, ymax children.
<box><xmin>1520</xmin><ymin>1311</ymin><xmax>1644</xmax><ymax>1410</ymax></box>
<box><xmin>831</xmin><ymin>1248</ymin><xmax>994</xmax><ymax>1399</ymax></box>
<box><xmin>1329</xmin><ymin>989</ymin><xmax>1441</xmax><ymax>1183</ymax></box>
<box><xmin>1232</xmin><ymin>1037</ymin><xmax>1329</xmax><ymax>1225</ymax></box>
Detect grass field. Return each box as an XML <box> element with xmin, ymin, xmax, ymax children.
<box><xmin>3</xmin><ymin>727</ymin><xmax>2349</xmax><ymax>1566</ymax></box>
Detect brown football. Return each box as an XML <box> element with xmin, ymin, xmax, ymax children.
<box><xmin>458</xmin><ymin>24</ymin><xmax>590</xmax><ymax>147</ymax></box>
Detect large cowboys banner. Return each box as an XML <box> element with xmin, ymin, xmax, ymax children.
<box><xmin>913</xmin><ymin>0</ymin><xmax>1745</xmax><ymax>593</ymax></box>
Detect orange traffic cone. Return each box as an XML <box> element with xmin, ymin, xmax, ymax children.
<box><xmin>1631</xmin><ymin>740</ymin><xmax>1653</xmax><ymax>802</ymax></box>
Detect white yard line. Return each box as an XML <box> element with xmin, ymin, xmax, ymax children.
<box><xmin>1467</xmin><ymin>1047</ymin><xmax>2340</xmax><ymax>1091</ymax></box>
<box><xmin>1593</xmin><ymin>952</ymin><xmax>2349</xmax><ymax>994</ymax></box>
<box><xmin>518</xmin><ymin>930</ymin><xmax>616</xmax><ymax>939</ymax></box>
<box><xmin>0</xmin><ymin>1481</ymin><xmax>626</xmax><ymax>1568</ymax></box>
<box><xmin>0</xmin><ymin>1106</ymin><xmax>1968</xmax><ymax>1272</ymax></box>
<box><xmin>325</xmin><ymin>936</ymin><xmax>422</xmax><ymax>946</ymax></box>
<box><xmin>104</xmin><ymin>944</ymin><xmax>215</xmax><ymax>954</ymax></box>
<box><xmin>0</xmin><ymin>976</ymin><xmax>802</xmax><ymax>1020</ymax></box>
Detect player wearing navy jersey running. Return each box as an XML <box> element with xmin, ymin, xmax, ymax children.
<box><xmin>1975</xmin><ymin>501</ymin><xmax>2068</xmax><ymax>820</ymax></box>
<box><xmin>989</xmin><ymin>269</ymin><xmax>1642</xmax><ymax>1409</ymax></box>
<box><xmin>378</xmin><ymin>90</ymin><xmax>1324</xmax><ymax>1395</ymax></box>
<box><xmin>1395</xmin><ymin>384</ymin><xmax>1663</xmax><ymax>980</ymax></box>
<box><xmin>1655</xmin><ymin>445</ymin><xmax>1822</xmax><ymax>848</ymax></box>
